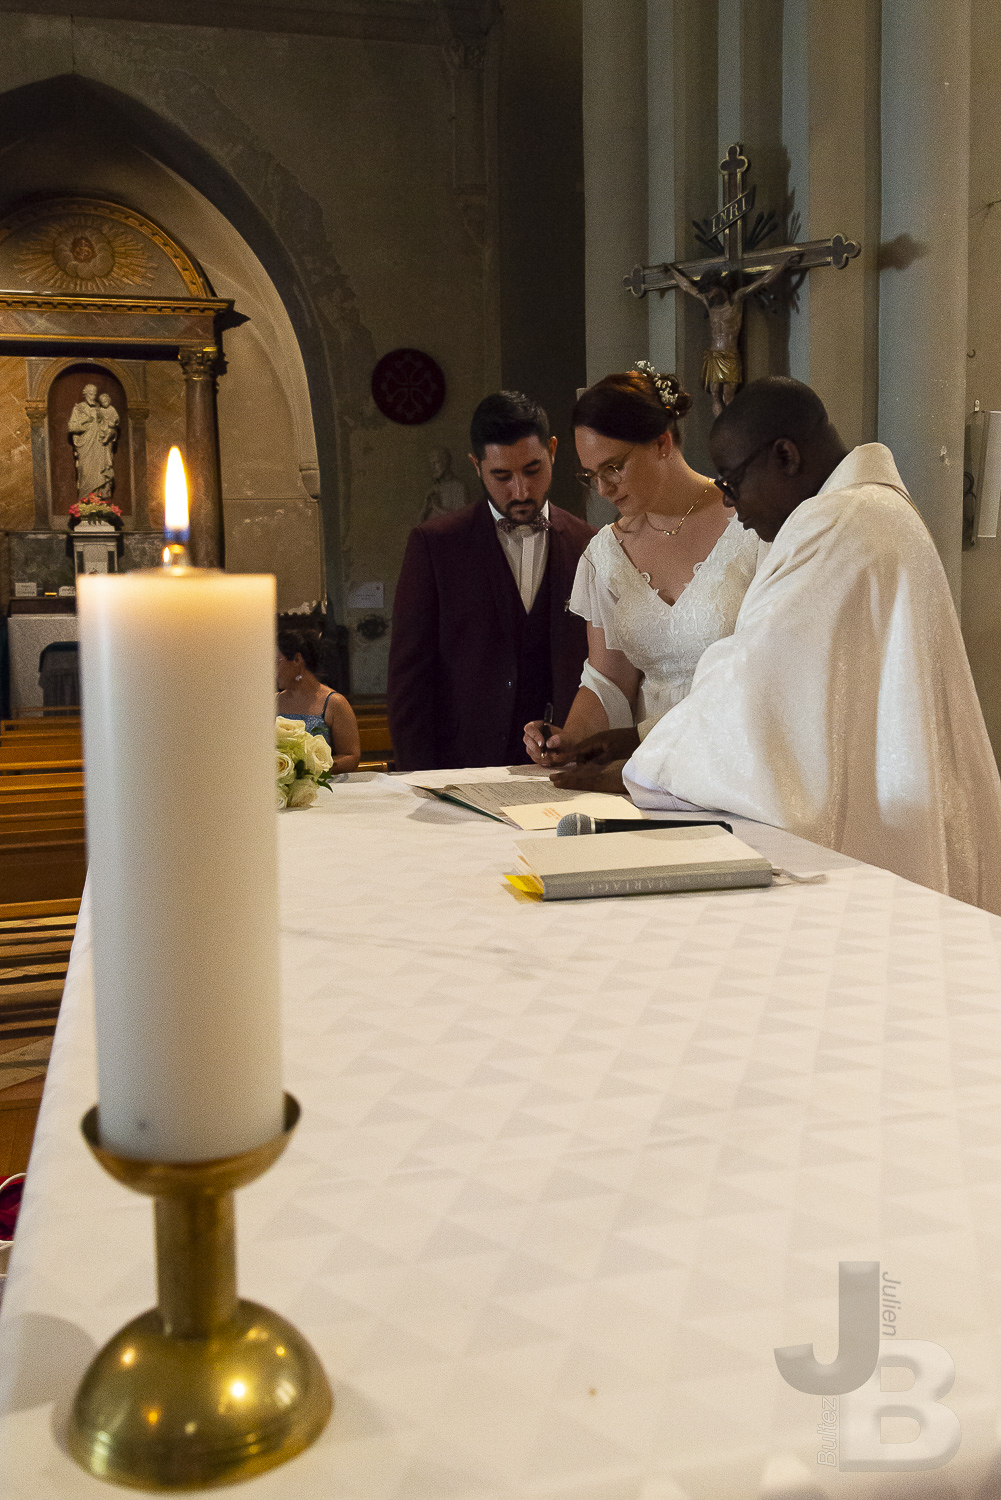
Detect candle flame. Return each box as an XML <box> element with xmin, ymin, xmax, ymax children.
<box><xmin>164</xmin><ymin>447</ymin><xmax>189</xmax><ymax>535</ymax></box>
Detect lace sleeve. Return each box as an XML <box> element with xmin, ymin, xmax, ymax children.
<box><xmin>568</xmin><ymin>549</ymin><xmax>601</xmax><ymax>621</ymax></box>
<box><xmin>567</xmin><ymin>532</ymin><xmax>627</xmax><ymax>650</ymax></box>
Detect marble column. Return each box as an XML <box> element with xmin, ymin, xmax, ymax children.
<box><xmin>803</xmin><ymin>0</ymin><xmax>881</xmax><ymax>447</ymax></box>
<box><xmin>581</xmin><ymin>0</ymin><xmax>648</xmax><ymax>525</ymax></box>
<box><xmin>179</xmin><ymin>347</ymin><xmax>224</xmax><ymax>570</ymax></box>
<box><xmin>581</xmin><ymin>0</ymin><xmax>648</xmax><ymax>385</ymax></box>
<box><xmin>645</xmin><ymin>0</ymin><xmax>678</xmax><ymax>377</ymax></box>
<box><xmin>878</xmin><ymin>0</ymin><xmax>971</xmax><ymax>602</ymax></box>
<box><xmin>25</xmin><ymin>402</ymin><xmax>49</xmax><ymax>529</ymax></box>
<box><xmin>646</xmin><ymin>0</ymin><xmax>720</xmax><ymax>473</ymax></box>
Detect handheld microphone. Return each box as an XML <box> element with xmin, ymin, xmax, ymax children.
<box><xmin>555</xmin><ymin>813</ymin><xmax>733</xmax><ymax>837</ymax></box>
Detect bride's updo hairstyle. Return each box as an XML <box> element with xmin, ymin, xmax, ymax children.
<box><xmin>572</xmin><ymin>362</ymin><xmax>693</xmax><ymax>447</ymax></box>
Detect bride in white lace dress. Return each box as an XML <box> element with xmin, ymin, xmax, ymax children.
<box><xmin>524</xmin><ymin>364</ymin><xmax>763</xmax><ymax>764</ymax></box>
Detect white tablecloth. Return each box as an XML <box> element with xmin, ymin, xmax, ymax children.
<box><xmin>2</xmin><ymin>769</ymin><xmax>1001</xmax><ymax>1497</ymax></box>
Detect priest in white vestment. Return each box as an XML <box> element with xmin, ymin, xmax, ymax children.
<box><xmin>573</xmin><ymin>377</ymin><xmax>1001</xmax><ymax>913</ymax></box>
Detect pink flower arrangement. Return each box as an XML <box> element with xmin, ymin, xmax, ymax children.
<box><xmin>68</xmin><ymin>495</ymin><xmax>123</xmax><ymax>527</ymax></box>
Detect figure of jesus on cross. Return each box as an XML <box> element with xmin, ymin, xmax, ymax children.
<box><xmin>625</xmin><ymin>143</ymin><xmax>860</xmax><ymax>414</ymax></box>
<box><xmin>669</xmin><ymin>254</ymin><xmax>801</xmax><ymax>414</ymax></box>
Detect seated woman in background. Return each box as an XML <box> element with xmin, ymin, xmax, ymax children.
<box><xmin>276</xmin><ymin>628</ymin><xmax>361</xmax><ymax>774</ymax></box>
<box><xmin>524</xmin><ymin>363</ymin><xmax>763</xmax><ymax>766</ymax></box>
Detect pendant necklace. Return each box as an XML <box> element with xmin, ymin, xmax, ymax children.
<box><xmin>642</xmin><ymin>497</ymin><xmax>698</xmax><ymax>538</ymax></box>
<box><xmin>615</xmin><ymin>480</ymin><xmax>717</xmax><ymax>594</ymax></box>
<box><xmin>615</xmin><ymin>480</ymin><xmax>716</xmax><ymax>541</ymax></box>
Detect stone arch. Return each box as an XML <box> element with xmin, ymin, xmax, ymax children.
<box><xmin>0</xmin><ymin>73</ymin><xmax>349</xmax><ymax>618</ymax></box>
<box><xmin>0</xmin><ymin>194</ymin><xmax>211</xmax><ymax>298</ymax></box>
<box><xmin>29</xmin><ymin>353</ymin><xmax>145</xmax><ymax>410</ymax></box>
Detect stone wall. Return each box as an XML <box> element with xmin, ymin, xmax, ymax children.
<box><xmin>0</xmin><ymin>360</ymin><xmax>33</xmax><ymax>533</ymax></box>
<box><xmin>582</xmin><ymin>0</ymin><xmax>1001</xmax><ymax>763</ymax></box>
<box><xmin>0</xmin><ymin>3</ymin><xmax>587</xmax><ymax>691</ymax></box>
<box><xmin>962</xmin><ymin>0</ymin><xmax>1001</xmax><ymax>758</ymax></box>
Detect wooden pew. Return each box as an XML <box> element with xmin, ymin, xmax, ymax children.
<box><xmin>0</xmin><ymin>753</ymin><xmax>87</xmax><ymax>901</ymax></box>
<box><xmin>0</xmin><ymin>723</ymin><xmax>81</xmax><ymax>735</ymax></box>
<box><xmin>0</xmin><ymin>716</ymin><xmax>82</xmax><ymax>739</ymax></box>
<box><xmin>0</xmin><ymin>725</ymin><xmax>81</xmax><ymax>740</ymax></box>
<box><xmin>353</xmin><ymin>703</ymin><xmax>394</xmax><ymax>770</ymax></box>
<box><xmin>0</xmin><ymin>773</ymin><xmax>83</xmax><ymax>797</ymax></box>
<box><xmin>0</xmin><ymin>782</ymin><xmax>83</xmax><ymax>806</ymax></box>
<box><xmin>0</xmin><ymin>843</ymin><xmax>87</xmax><ymax>905</ymax></box>
<box><xmin>0</xmin><ymin>899</ymin><xmax>78</xmax><ymax>1178</ymax></box>
<box><xmin>0</xmin><ymin>809</ymin><xmax>86</xmax><ymax>844</ymax></box>
<box><xmin>0</xmin><ymin>755</ymin><xmax>84</xmax><ymax>775</ymax></box>
<box><xmin>0</xmin><ymin>716</ymin><xmax>80</xmax><ymax>734</ymax></box>
<box><xmin>0</xmin><ymin>745</ymin><xmax>82</xmax><ymax>767</ymax></box>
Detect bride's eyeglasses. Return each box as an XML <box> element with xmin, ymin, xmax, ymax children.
<box><xmin>575</xmin><ymin>447</ymin><xmax>635</xmax><ymax>491</ymax></box>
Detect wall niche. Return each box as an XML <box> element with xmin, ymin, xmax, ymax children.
<box><xmin>25</xmin><ymin>356</ymin><xmax>150</xmax><ymax>530</ymax></box>
<box><xmin>48</xmin><ymin>362</ymin><xmax>132</xmax><ymax>517</ymax></box>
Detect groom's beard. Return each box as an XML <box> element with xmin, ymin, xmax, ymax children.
<box><xmin>480</xmin><ymin>482</ymin><xmax>551</xmax><ymax>521</ymax></box>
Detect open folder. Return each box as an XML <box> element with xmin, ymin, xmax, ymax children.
<box><xmin>411</xmin><ymin>778</ymin><xmax>648</xmax><ymax>831</ymax></box>
<box><xmin>511</xmin><ymin>823</ymin><xmax>773</xmax><ymax>900</ymax></box>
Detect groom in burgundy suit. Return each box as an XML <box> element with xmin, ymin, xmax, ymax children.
<box><xmin>388</xmin><ymin>391</ymin><xmax>594</xmax><ymax>772</ymax></box>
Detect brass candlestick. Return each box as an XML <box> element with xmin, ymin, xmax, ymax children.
<box><xmin>69</xmin><ymin>1094</ymin><xmax>333</xmax><ymax>1490</ymax></box>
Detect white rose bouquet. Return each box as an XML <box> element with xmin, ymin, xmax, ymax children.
<box><xmin>276</xmin><ymin>716</ymin><xmax>335</xmax><ymax>810</ymax></box>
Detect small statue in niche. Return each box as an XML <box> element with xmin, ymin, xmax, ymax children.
<box><xmin>67</xmin><ymin>381</ymin><xmax>119</xmax><ymax>500</ymax></box>
<box><xmin>419</xmin><ymin>447</ymin><xmax>469</xmax><ymax>522</ymax></box>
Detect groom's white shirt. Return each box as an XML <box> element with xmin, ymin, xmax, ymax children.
<box><xmin>488</xmin><ymin>499</ymin><xmax>550</xmax><ymax>612</ymax></box>
<box><xmin>624</xmin><ymin>443</ymin><xmax>1001</xmax><ymax>913</ymax></box>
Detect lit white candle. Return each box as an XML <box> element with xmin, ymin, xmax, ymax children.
<box><xmin>77</xmin><ymin>457</ymin><xmax>283</xmax><ymax>1162</ymax></box>
<box><xmin>163</xmin><ymin>445</ymin><xmax>190</xmax><ymax>562</ymax></box>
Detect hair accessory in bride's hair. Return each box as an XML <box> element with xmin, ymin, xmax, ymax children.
<box><xmin>633</xmin><ymin>360</ymin><xmax>682</xmax><ymax>414</ymax></box>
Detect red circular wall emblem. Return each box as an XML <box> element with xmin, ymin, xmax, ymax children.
<box><xmin>371</xmin><ymin>348</ymin><xmax>446</xmax><ymax>425</ymax></box>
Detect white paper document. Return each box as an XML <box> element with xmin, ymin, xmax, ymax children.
<box><xmin>501</xmin><ymin>792</ymin><xmax>645</xmax><ymax>830</ymax></box>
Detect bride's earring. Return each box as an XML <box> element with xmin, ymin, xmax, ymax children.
<box><xmin>295</xmin><ymin>673</ymin><xmax>303</xmax><ymax>682</ymax></box>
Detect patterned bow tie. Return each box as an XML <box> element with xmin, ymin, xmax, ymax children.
<box><xmin>497</xmin><ymin>514</ymin><xmax>551</xmax><ymax>534</ymax></box>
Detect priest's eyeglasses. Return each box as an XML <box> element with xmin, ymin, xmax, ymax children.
<box><xmin>713</xmin><ymin>438</ymin><xmax>777</xmax><ymax>503</ymax></box>
<box><xmin>575</xmin><ymin>447</ymin><xmax>635</xmax><ymax>491</ymax></box>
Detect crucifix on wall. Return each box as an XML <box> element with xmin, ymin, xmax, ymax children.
<box><xmin>625</xmin><ymin>143</ymin><xmax>861</xmax><ymax>414</ymax></box>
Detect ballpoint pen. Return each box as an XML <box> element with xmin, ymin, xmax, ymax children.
<box><xmin>541</xmin><ymin>701</ymin><xmax>554</xmax><ymax>756</ymax></box>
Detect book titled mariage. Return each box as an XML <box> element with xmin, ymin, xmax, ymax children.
<box><xmin>511</xmin><ymin>823</ymin><xmax>773</xmax><ymax>901</ymax></box>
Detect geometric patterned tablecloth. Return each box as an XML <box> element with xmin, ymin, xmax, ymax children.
<box><xmin>2</xmin><ymin>769</ymin><xmax>1001</xmax><ymax>1497</ymax></box>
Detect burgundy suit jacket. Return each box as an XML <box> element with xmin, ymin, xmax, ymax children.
<box><xmin>388</xmin><ymin>498</ymin><xmax>595</xmax><ymax>771</ymax></box>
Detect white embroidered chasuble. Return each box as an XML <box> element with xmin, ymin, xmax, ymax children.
<box><xmin>624</xmin><ymin>444</ymin><xmax>1001</xmax><ymax>913</ymax></box>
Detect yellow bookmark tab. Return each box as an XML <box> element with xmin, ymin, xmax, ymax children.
<box><xmin>504</xmin><ymin>873</ymin><xmax>544</xmax><ymax>899</ymax></box>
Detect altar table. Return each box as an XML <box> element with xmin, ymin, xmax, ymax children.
<box><xmin>2</xmin><ymin>768</ymin><xmax>1001</xmax><ymax>1497</ymax></box>
<box><xmin>7</xmin><ymin>613</ymin><xmax>77</xmax><ymax>713</ymax></box>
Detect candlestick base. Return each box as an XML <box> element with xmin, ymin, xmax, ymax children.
<box><xmin>69</xmin><ymin>1299</ymin><xmax>330</xmax><ymax>1491</ymax></box>
<box><xmin>68</xmin><ymin>1096</ymin><xmax>333</xmax><ymax>1490</ymax></box>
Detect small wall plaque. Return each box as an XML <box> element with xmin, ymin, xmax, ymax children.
<box><xmin>14</xmin><ymin>581</ymin><xmax>37</xmax><ymax>598</ymax></box>
<box><xmin>346</xmin><ymin>582</ymin><xmax>384</xmax><ymax>610</ymax></box>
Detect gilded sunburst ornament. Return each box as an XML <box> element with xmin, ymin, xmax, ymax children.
<box><xmin>14</xmin><ymin>215</ymin><xmax>154</xmax><ymax>294</ymax></box>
